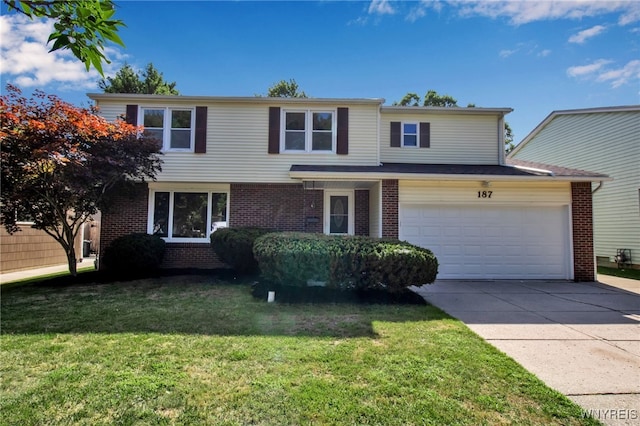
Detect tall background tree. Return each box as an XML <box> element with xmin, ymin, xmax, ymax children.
<box><xmin>99</xmin><ymin>63</ymin><xmax>179</xmax><ymax>94</ymax></box>
<box><xmin>262</xmin><ymin>79</ymin><xmax>307</xmax><ymax>98</ymax></box>
<box><xmin>3</xmin><ymin>0</ymin><xmax>125</xmax><ymax>75</ymax></box>
<box><xmin>394</xmin><ymin>89</ymin><xmax>514</xmax><ymax>151</ymax></box>
<box><xmin>0</xmin><ymin>85</ymin><xmax>163</xmax><ymax>275</ymax></box>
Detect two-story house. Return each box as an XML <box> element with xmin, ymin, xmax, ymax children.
<box><xmin>88</xmin><ymin>94</ymin><xmax>608</xmax><ymax>281</ymax></box>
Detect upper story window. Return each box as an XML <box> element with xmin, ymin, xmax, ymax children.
<box><xmin>402</xmin><ymin>123</ymin><xmax>418</xmax><ymax>147</ymax></box>
<box><xmin>283</xmin><ymin>110</ymin><xmax>335</xmax><ymax>153</ymax></box>
<box><xmin>141</xmin><ymin>107</ymin><xmax>195</xmax><ymax>152</ymax></box>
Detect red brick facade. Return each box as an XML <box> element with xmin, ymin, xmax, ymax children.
<box><xmin>354</xmin><ymin>190</ymin><xmax>370</xmax><ymax>236</ymax></box>
<box><xmin>100</xmin><ymin>182</ymin><xmax>373</xmax><ymax>270</ymax></box>
<box><xmin>100</xmin><ymin>180</ymin><xmax>595</xmax><ymax>280</ymax></box>
<box><xmin>381</xmin><ymin>180</ymin><xmax>398</xmax><ymax>238</ymax></box>
<box><xmin>230</xmin><ymin>183</ymin><xmax>324</xmax><ymax>233</ymax></box>
<box><xmin>99</xmin><ymin>183</ymin><xmax>149</xmax><ymax>256</ymax></box>
<box><xmin>571</xmin><ymin>182</ymin><xmax>595</xmax><ymax>281</ymax></box>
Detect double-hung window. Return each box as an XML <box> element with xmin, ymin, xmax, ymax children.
<box><xmin>283</xmin><ymin>110</ymin><xmax>335</xmax><ymax>153</ymax></box>
<box><xmin>141</xmin><ymin>107</ymin><xmax>195</xmax><ymax>151</ymax></box>
<box><xmin>402</xmin><ymin>122</ymin><xmax>418</xmax><ymax>147</ymax></box>
<box><xmin>149</xmin><ymin>189</ymin><xmax>228</xmax><ymax>242</ymax></box>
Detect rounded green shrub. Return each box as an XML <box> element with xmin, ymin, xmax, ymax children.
<box><xmin>253</xmin><ymin>232</ymin><xmax>438</xmax><ymax>292</ymax></box>
<box><xmin>210</xmin><ymin>227</ymin><xmax>274</xmax><ymax>275</ymax></box>
<box><xmin>102</xmin><ymin>233</ymin><xmax>166</xmax><ymax>275</ymax></box>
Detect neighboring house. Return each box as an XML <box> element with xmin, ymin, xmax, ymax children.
<box><xmin>0</xmin><ymin>218</ymin><xmax>97</xmax><ymax>273</ymax></box>
<box><xmin>88</xmin><ymin>93</ymin><xmax>609</xmax><ymax>281</ymax></box>
<box><xmin>509</xmin><ymin>106</ymin><xmax>639</xmax><ymax>270</ymax></box>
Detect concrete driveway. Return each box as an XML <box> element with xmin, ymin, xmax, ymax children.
<box><xmin>412</xmin><ymin>276</ymin><xmax>640</xmax><ymax>426</ymax></box>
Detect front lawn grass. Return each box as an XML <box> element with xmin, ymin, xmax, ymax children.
<box><xmin>598</xmin><ymin>265</ymin><xmax>640</xmax><ymax>281</ymax></box>
<box><xmin>1</xmin><ymin>274</ymin><xmax>599</xmax><ymax>425</ymax></box>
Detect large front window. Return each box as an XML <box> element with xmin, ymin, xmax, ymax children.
<box><xmin>142</xmin><ymin>107</ymin><xmax>194</xmax><ymax>151</ymax></box>
<box><xmin>283</xmin><ymin>110</ymin><xmax>335</xmax><ymax>152</ymax></box>
<box><xmin>150</xmin><ymin>190</ymin><xmax>228</xmax><ymax>241</ymax></box>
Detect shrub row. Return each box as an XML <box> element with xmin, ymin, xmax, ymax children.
<box><xmin>102</xmin><ymin>233</ymin><xmax>166</xmax><ymax>275</ymax></box>
<box><xmin>253</xmin><ymin>232</ymin><xmax>438</xmax><ymax>292</ymax></box>
<box><xmin>210</xmin><ymin>227</ymin><xmax>274</xmax><ymax>275</ymax></box>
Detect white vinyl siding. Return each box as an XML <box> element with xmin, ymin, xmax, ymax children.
<box><xmin>399</xmin><ymin>181</ymin><xmax>571</xmax><ymax>205</ymax></box>
<box><xmin>381</xmin><ymin>113</ymin><xmax>500</xmax><ymax>164</ymax></box>
<box><xmin>94</xmin><ymin>101</ymin><xmax>380</xmax><ymax>183</ymax></box>
<box><xmin>512</xmin><ymin>110</ymin><xmax>640</xmax><ymax>263</ymax></box>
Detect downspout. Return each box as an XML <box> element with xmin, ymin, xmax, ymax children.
<box><xmin>592</xmin><ymin>181</ymin><xmax>604</xmax><ymax>194</ymax></box>
<box><xmin>498</xmin><ymin>114</ymin><xmax>505</xmax><ymax>165</ymax></box>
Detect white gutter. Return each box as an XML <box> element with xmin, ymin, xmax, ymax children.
<box><xmin>289</xmin><ymin>170</ymin><xmax>608</xmax><ymax>183</ymax></box>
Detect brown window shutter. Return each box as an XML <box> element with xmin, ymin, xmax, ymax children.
<box><xmin>268</xmin><ymin>107</ymin><xmax>280</xmax><ymax>154</ymax></box>
<box><xmin>125</xmin><ymin>105</ymin><xmax>138</xmax><ymax>125</ymax></box>
<box><xmin>419</xmin><ymin>122</ymin><xmax>430</xmax><ymax>148</ymax></box>
<box><xmin>336</xmin><ymin>107</ymin><xmax>349</xmax><ymax>155</ymax></box>
<box><xmin>390</xmin><ymin>121</ymin><xmax>401</xmax><ymax>147</ymax></box>
<box><xmin>194</xmin><ymin>106</ymin><xmax>207</xmax><ymax>153</ymax></box>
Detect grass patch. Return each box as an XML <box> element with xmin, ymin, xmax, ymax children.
<box><xmin>1</xmin><ymin>274</ymin><xmax>600</xmax><ymax>425</ymax></box>
<box><xmin>598</xmin><ymin>266</ymin><xmax>640</xmax><ymax>281</ymax></box>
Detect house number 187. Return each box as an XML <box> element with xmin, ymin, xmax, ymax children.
<box><xmin>477</xmin><ymin>191</ymin><xmax>493</xmax><ymax>198</ymax></box>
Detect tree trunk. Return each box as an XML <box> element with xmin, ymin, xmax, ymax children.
<box><xmin>66</xmin><ymin>245</ymin><xmax>78</xmax><ymax>277</ymax></box>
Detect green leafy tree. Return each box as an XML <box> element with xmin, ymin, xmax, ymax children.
<box><xmin>504</xmin><ymin>122</ymin><xmax>515</xmax><ymax>153</ymax></box>
<box><xmin>0</xmin><ymin>85</ymin><xmax>163</xmax><ymax>276</ymax></box>
<box><xmin>423</xmin><ymin>90</ymin><xmax>458</xmax><ymax>107</ymax></box>
<box><xmin>99</xmin><ymin>63</ymin><xmax>179</xmax><ymax>95</ymax></box>
<box><xmin>393</xmin><ymin>90</ymin><xmax>458</xmax><ymax>107</ymax></box>
<box><xmin>3</xmin><ymin>0</ymin><xmax>125</xmax><ymax>75</ymax></box>
<box><xmin>263</xmin><ymin>79</ymin><xmax>307</xmax><ymax>98</ymax></box>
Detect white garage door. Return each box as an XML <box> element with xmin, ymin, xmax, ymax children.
<box><xmin>400</xmin><ymin>204</ymin><xmax>571</xmax><ymax>280</ymax></box>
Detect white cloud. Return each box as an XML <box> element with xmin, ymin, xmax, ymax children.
<box><xmin>538</xmin><ymin>49</ymin><xmax>551</xmax><ymax>57</ymax></box>
<box><xmin>596</xmin><ymin>59</ymin><xmax>640</xmax><ymax>88</ymax></box>
<box><xmin>368</xmin><ymin>0</ymin><xmax>395</xmax><ymax>16</ymax></box>
<box><xmin>567</xmin><ymin>59</ymin><xmax>613</xmax><ymax>77</ymax></box>
<box><xmin>567</xmin><ymin>58</ymin><xmax>639</xmax><ymax>88</ymax></box>
<box><xmin>455</xmin><ymin>1</ymin><xmax>640</xmax><ymax>26</ymax></box>
<box><xmin>569</xmin><ymin>25</ymin><xmax>607</xmax><ymax>44</ymax></box>
<box><xmin>0</xmin><ymin>14</ymin><xmax>125</xmax><ymax>92</ymax></box>
<box><xmin>500</xmin><ymin>48</ymin><xmax>518</xmax><ymax>58</ymax></box>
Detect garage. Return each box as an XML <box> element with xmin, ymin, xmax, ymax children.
<box><xmin>398</xmin><ymin>181</ymin><xmax>573</xmax><ymax>280</ymax></box>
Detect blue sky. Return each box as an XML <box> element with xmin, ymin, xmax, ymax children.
<box><xmin>1</xmin><ymin>0</ymin><xmax>639</xmax><ymax>144</ymax></box>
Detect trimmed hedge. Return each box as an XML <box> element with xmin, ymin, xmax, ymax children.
<box><xmin>210</xmin><ymin>227</ymin><xmax>274</xmax><ymax>274</ymax></box>
<box><xmin>253</xmin><ymin>232</ymin><xmax>438</xmax><ymax>292</ymax></box>
<box><xmin>102</xmin><ymin>233</ymin><xmax>166</xmax><ymax>275</ymax></box>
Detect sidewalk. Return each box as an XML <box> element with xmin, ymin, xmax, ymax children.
<box><xmin>0</xmin><ymin>258</ymin><xmax>96</xmax><ymax>284</ymax></box>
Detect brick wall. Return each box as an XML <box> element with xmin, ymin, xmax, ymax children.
<box><xmin>355</xmin><ymin>190</ymin><xmax>370</xmax><ymax>236</ymax></box>
<box><xmin>381</xmin><ymin>180</ymin><xmax>398</xmax><ymax>238</ymax></box>
<box><xmin>571</xmin><ymin>182</ymin><xmax>595</xmax><ymax>282</ymax></box>
<box><xmin>99</xmin><ymin>183</ymin><xmax>149</xmax><ymax>257</ymax></box>
<box><xmin>230</xmin><ymin>183</ymin><xmax>324</xmax><ymax>233</ymax></box>
<box><xmin>101</xmin><ymin>182</ymin><xmax>375</xmax><ymax>270</ymax></box>
<box><xmin>163</xmin><ymin>243</ymin><xmax>225</xmax><ymax>269</ymax></box>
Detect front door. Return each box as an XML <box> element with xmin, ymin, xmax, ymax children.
<box><xmin>324</xmin><ymin>190</ymin><xmax>354</xmax><ymax>235</ymax></box>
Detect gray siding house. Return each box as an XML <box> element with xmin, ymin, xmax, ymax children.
<box><xmin>509</xmin><ymin>106</ymin><xmax>640</xmax><ymax>269</ymax></box>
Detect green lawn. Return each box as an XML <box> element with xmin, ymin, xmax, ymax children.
<box><xmin>598</xmin><ymin>266</ymin><xmax>640</xmax><ymax>281</ymax></box>
<box><xmin>1</xmin><ymin>274</ymin><xmax>599</xmax><ymax>425</ymax></box>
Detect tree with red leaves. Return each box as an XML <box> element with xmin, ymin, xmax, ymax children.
<box><xmin>0</xmin><ymin>85</ymin><xmax>162</xmax><ymax>276</ymax></box>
